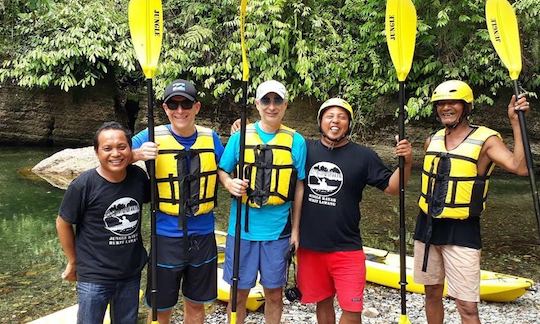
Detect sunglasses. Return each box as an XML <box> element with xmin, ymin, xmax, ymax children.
<box><xmin>260</xmin><ymin>96</ymin><xmax>284</xmax><ymax>106</ymax></box>
<box><xmin>166</xmin><ymin>99</ymin><xmax>195</xmax><ymax>110</ymax></box>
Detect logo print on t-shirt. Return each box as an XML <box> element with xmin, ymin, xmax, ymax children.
<box><xmin>103</xmin><ymin>197</ymin><xmax>140</xmax><ymax>236</ymax></box>
<box><xmin>308</xmin><ymin>162</ymin><xmax>343</xmax><ymax>197</ymax></box>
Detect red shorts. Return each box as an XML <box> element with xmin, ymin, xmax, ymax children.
<box><xmin>297</xmin><ymin>247</ymin><xmax>366</xmax><ymax>312</ymax></box>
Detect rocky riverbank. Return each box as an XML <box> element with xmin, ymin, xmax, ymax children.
<box><xmin>170</xmin><ymin>282</ymin><xmax>539</xmax><ymax>323</ymax></box>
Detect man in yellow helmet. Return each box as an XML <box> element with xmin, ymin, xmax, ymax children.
<box><xmin>413</xmin><ymin>80</ymin><xmax>531</xmax><ymax>323</ymax></box>
<box><xmin>297</xmin><ymin>98</ymin><xmax>412</xmax><ymax>323</ymax></box>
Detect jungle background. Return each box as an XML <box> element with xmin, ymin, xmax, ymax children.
<box><xmin>0</xmin><ymin>0</ymin><xmax>539</xmax><ymax>322</ymax></box>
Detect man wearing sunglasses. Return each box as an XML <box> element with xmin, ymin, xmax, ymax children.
<box><xmin>218</xmin><ymin>80</ymin><xmax>306</xmax><ymax>324</ymax></box>
<box><xmin>131</xmin><ymin>79</ymin><xmax>224</xmax><ymax>324</ymax></box>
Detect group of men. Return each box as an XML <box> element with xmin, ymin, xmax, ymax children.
<box><xmin>56</xmin><ymin>77</ymin><xmax>530</xmax><ymax>324</ymax></box>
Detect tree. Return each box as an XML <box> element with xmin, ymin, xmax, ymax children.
<box><xmin>1</xmin><ymin>0</ymin><xmax>538</xmax><ymax>120</ymax></box>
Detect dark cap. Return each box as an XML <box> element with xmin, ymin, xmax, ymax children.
<box><xmin>163</xmin><ymin>79</ymin><xmax>197</xmax><ymax>102</ymax></box>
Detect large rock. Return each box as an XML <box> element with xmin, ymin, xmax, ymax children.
<box><xmin>31</xmin><ymin>147</ymin><xmax>146</xmax><ymax>190</ymax></box>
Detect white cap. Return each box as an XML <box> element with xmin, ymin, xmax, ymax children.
<box><xmin>256</xmin><ymin>80</ymin><xmax>287</xmax><ymax>100</ymax></box>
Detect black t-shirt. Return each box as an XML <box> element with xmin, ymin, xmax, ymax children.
<box><xmin>300</xmin><ymin>140</ymin><xmax>393</xmax><ymax>251</ymax></box>
<box><xmin>59</xmin><ymin>165</ymin><xmax>150</xmax><ymax>282</ymax></box>
<box><xmin>413</xmin><ymin>210</ymin><xmax>482</xmax><ymax>249</ymax></box>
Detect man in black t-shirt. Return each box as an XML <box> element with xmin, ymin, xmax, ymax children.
<box><xmin>56</xmin><ymin>122</ymin><xmax>149</xmax><ymax>324</ymax></box>
<box><xmin>297</xmin><ymin>98</ymin><xmax>412</xmax><ymax>324</ymax></box>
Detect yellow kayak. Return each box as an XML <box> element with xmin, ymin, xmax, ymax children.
<box><xmin>215</xmin><ymin>231</ymin><xmax>266</xmax><ymax>311</ymax></box>
<box><xmin>364</xmin><ymin>246</ymin><xmax>534</xmax><ymax>302</ymax></box>
<box><xmin>217</xmin><ymin>232</ymin><xmax>533</xmax><ymax>304</ymax></box>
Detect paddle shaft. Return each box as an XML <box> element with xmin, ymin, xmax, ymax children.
<box><xmin>398</xmin><ymin>81</ymin><xmax>408</xmax><ymax>315</ymax></box>
<box><xmin>231</xmin><ymin>81</ymin><xmax>248</xmax><ymax>322</ymax></box>
<box><xmin>146</xmin><ymin>78</ymin><xmax>159</xmax><ymax>322</ymax></box>
<box><xmin>512</xmin><ymin>81</ymin><xmax>540</xmax><ymax>240</ymax></box>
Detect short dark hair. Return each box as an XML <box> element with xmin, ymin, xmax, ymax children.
<box><xmin>93</xmin><ymin>121</ymin><xmax>132</xmax><ymax>151</ymax></box>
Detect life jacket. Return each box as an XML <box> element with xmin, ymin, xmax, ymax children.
<box><xmin>418</xmin><ymin>126</ymin><xmax>501</xmax><ymax>219</ymax></box>
<box><xmin>239</xmin><ymin>123</ymin><xmax>297</xmax><ymax>208</ymax></box>
<box><xmin>154</xmin><ymin>125</ymin><xmax>218</xmax><ymax>217</ymax></box>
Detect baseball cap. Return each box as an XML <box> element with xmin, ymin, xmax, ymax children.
<box><xmin>256</xmin><ymin>80</ymin><xmax>287</xmax><ymax>100</ymax></box>
<box><xmin>163</xmin><ymin>79</ymin><xmax>197</xmax><ymax>102</ymax></box>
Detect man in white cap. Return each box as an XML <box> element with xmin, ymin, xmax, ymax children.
<box><xmin>297</xmin><ymin>98</ymin><xmax>412</xmax><ymax>323</ymax></box>
<box><xmin>218</xmin><ymin>80</ymin><xmax>306</xmax><ymax>323</ymax></box>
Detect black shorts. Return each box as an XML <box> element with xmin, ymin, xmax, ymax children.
<box><xmin>144</xmin><ymin>233</ymin><xmax>217</xmax><ymax>310</ymax></box>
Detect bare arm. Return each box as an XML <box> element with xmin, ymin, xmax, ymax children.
<box><xmin>290</xmin><ymin>180</ymin><xmax>304</xmax><ymax>251</ymax></box>
<box><xmin>56</xmin><ymin>216</ymin><xmax>77</xmax><ymax>281</ymax></box>
<box><xmin>483</xmin><ymin>95</ymin><xmax>530</xmax><ymax>176</ymax></box>
<box><xmin>384</xmin><ymin>138</ymin><xmax>413</xmax><ymax>195</ymax></box>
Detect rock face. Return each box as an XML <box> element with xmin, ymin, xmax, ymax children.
<box><xmin>31</xmin><ymin>146</ymin><xmax>146</xmax><ymax>190</ymax></box>
<box><xmin>0</xmin><ymin>80</ymin><xmax>126</xmax><ymax>146</ymax></box>
<box><xmin>1</xmin><ymin>81</ymin><xmax>538</xmax><ymax>147</ymax></box>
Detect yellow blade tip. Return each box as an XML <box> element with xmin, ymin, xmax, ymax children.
<box><xmin>399</xmin><ymin>314</ymin><xmax>412</xmax><ymax>324</ymax></box>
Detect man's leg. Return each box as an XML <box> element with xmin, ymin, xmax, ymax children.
<box><xmin>263</xmin><ymin>287</ymin><xmax>283</xmax><ymax>324</ymax></box>
<box><xmin>227</xmin><ymin>288</ymin><xmax>250</xmax><ymax>324</ymax></box>
<box><xmin>340</xmin><ymin>310</ymin><xmax>362</xmax><ymax>324</ymax></box>
<box><xmin>441</xmin><ymin>245</ymin><xmax>481</xmax><ymax>324</ymax></box>
<box><xmin>147</xmin><ymin>309</ymin><xmax>172</xmax><ymax>324</ymax></box>
<box><xmin>331</xmin><ymin>250</ymin><xmax>366</xmax><ymax>324</ymax></box>
<box><xmin>424</xmin><ymin>284</ymin><xmax>444</xmax><ymax>324</ymax></box>
<box><xmin>316</xmin><ymin>296</ymin><xmax>336</xmax><ymax>324</ymax></box>
<box><xmin>110</xmin><ymin>276</ymin><xmax>141</xmax><ymax>324</ymax></box>
<box><xmin>413</xmin><ymin>241</ymin><xmax>446</xmax><ymax>324</ymax></box>
<box><xmin>259</xmin><ymin>238</ymin><xmax>290</xmax><ymax>324</ymax></box>
<box><xmin>223</xmin><ymin>236</ymin><xmax>259</xmax><ymax>324</ymax></box>
<box><xmin>76</xmin><ymin>281</ymin><xmax>112</xmax><ymax>324</ymax></box>
<box><xmin>184</xmin><ymin>299</ymin><xmax>205</xmax><ymax>324</ymax></box>
<box><xmin>455</xmin><ymin>299</ymin><xmax>480</xmax><ymax>324</ymax></box>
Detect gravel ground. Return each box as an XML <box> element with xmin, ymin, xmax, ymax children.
<box><xmin>171</xmin><ymin>282</ymin><xmax>540</xmax><ymax>323</ymax></box>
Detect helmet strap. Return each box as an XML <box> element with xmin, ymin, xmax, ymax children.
<box><xmin>319</xmin><ymin>125</ymin><xmax>350</xmax><ymax>149</ymax></box>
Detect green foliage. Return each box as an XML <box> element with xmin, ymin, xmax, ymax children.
<box><xmin>1</xmin><ymin>0</ymin><xmax>539</xmax><ymax>121</ymax></box>
<box><xmin>0</xmin><ymin>0</ymin><xmax>136</xmax><ymax>91</ymax></box>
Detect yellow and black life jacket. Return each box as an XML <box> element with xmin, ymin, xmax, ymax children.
<box><xmin>154</xmin><ymin>125</ymin><xmax>218</xmax><ymax>217</ymax></box>
<box><xmin>418</xmin><ymin>126</ymin><xmax>501</xmax><ymax>219</ymax></box>
<box><xmin>238</xmin><ymin>123</ymin><xmax>298</xmax><ymax>208</ymax></box>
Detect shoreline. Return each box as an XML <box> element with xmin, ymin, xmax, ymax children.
<box><xmin>170</xmin><ymin>282</ymin><xmax>540</xmax><ymax>323</ymax></box>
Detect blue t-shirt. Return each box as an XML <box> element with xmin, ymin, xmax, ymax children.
<box><xmin>132</xmin><ymin>125</ymin><xmax>224</xmax><ymax>237</ymax></box>
<box><xmin>219</xmin><ymin>121</ymin><xmax>306</xmax><ymax>241</ymax></box>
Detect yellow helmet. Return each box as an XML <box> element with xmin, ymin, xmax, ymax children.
<box><xmin>317</xmin><ymin>98</ymin><xmax>354</xmax><ymax>125</ymax></box>
<box><xmin>431</xmin><ymin>80</ymin><xmax>474</xmax><ymax>104</ymax></box>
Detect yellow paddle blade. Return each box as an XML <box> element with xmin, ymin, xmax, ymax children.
<box><xmin>240</xmin><ymin>0</ymin><xmax>249</xmax><ymax>81</ymax></box>
<box><xmin>486</xmin><ymin>0</ymin><xmax>522</xmax><ymax>81</ymax></box>
<box><xmin>128</xmin><ymin>0</ymin><xmax>164</xmax><ymax>79</ymax></box>
<box><xmin>385</xmin><ymin>0</ymin><xmax>417</xmax><ymax>82</ymax></box>
<box><xmin>399</xmin><ymin>314</ymin><xmax>412</xmax><ymax>324</ymax></box>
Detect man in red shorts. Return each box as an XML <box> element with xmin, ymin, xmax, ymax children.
<box><xmin>297</xmin><ymin>98</ymin><xmax>413</xmax><ymax>323</ymax></box>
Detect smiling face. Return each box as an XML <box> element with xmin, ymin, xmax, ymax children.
<box><xmin>95</xmin><ymin>129</ymin><xmax>131</xmax><ymax>181</ymax></box>
<box><xmin>163</xmin><ymin>95</ymin><xmax>201</xmax><ymax>136</ymax></box>
<box><xmin>255</xmin><ymin>92</ymin><xmax>288</xmax><ymax>132</ymax></box>
<box><xmin>435</xmin><ymin>100</ymin><xmax>466</xmax><ymax>127</ymax></box>
<box><xmin>320</xmin><ymin>106</ymin><xmax>350</xmax><ymax>146</ymax></box>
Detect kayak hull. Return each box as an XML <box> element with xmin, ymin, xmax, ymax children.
<box><xmin>364</xmin><ymin>247</ymin><xmax>534</xmax><ymax>303</ymax></box>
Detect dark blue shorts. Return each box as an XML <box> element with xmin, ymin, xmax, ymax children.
<box><xmin>144</xmin><ymin>233</ymin><xmax>217</xmax><ymax>310</ymax></box>
<box><xmin>223</xmin><ymin>235</ymin><xmax>289</xmax><ymax>289</ymax></box>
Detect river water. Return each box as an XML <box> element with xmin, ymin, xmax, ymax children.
<box><xmin>0</xmin><ymin>146</ymin><xmax>538</xmax><ymax>322</ymax></box>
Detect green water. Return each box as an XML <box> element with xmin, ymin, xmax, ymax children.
<box><xmin>0</xmin><ymin>146</ymin><xmax>538</xmax><ymax>322</ymax></box>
